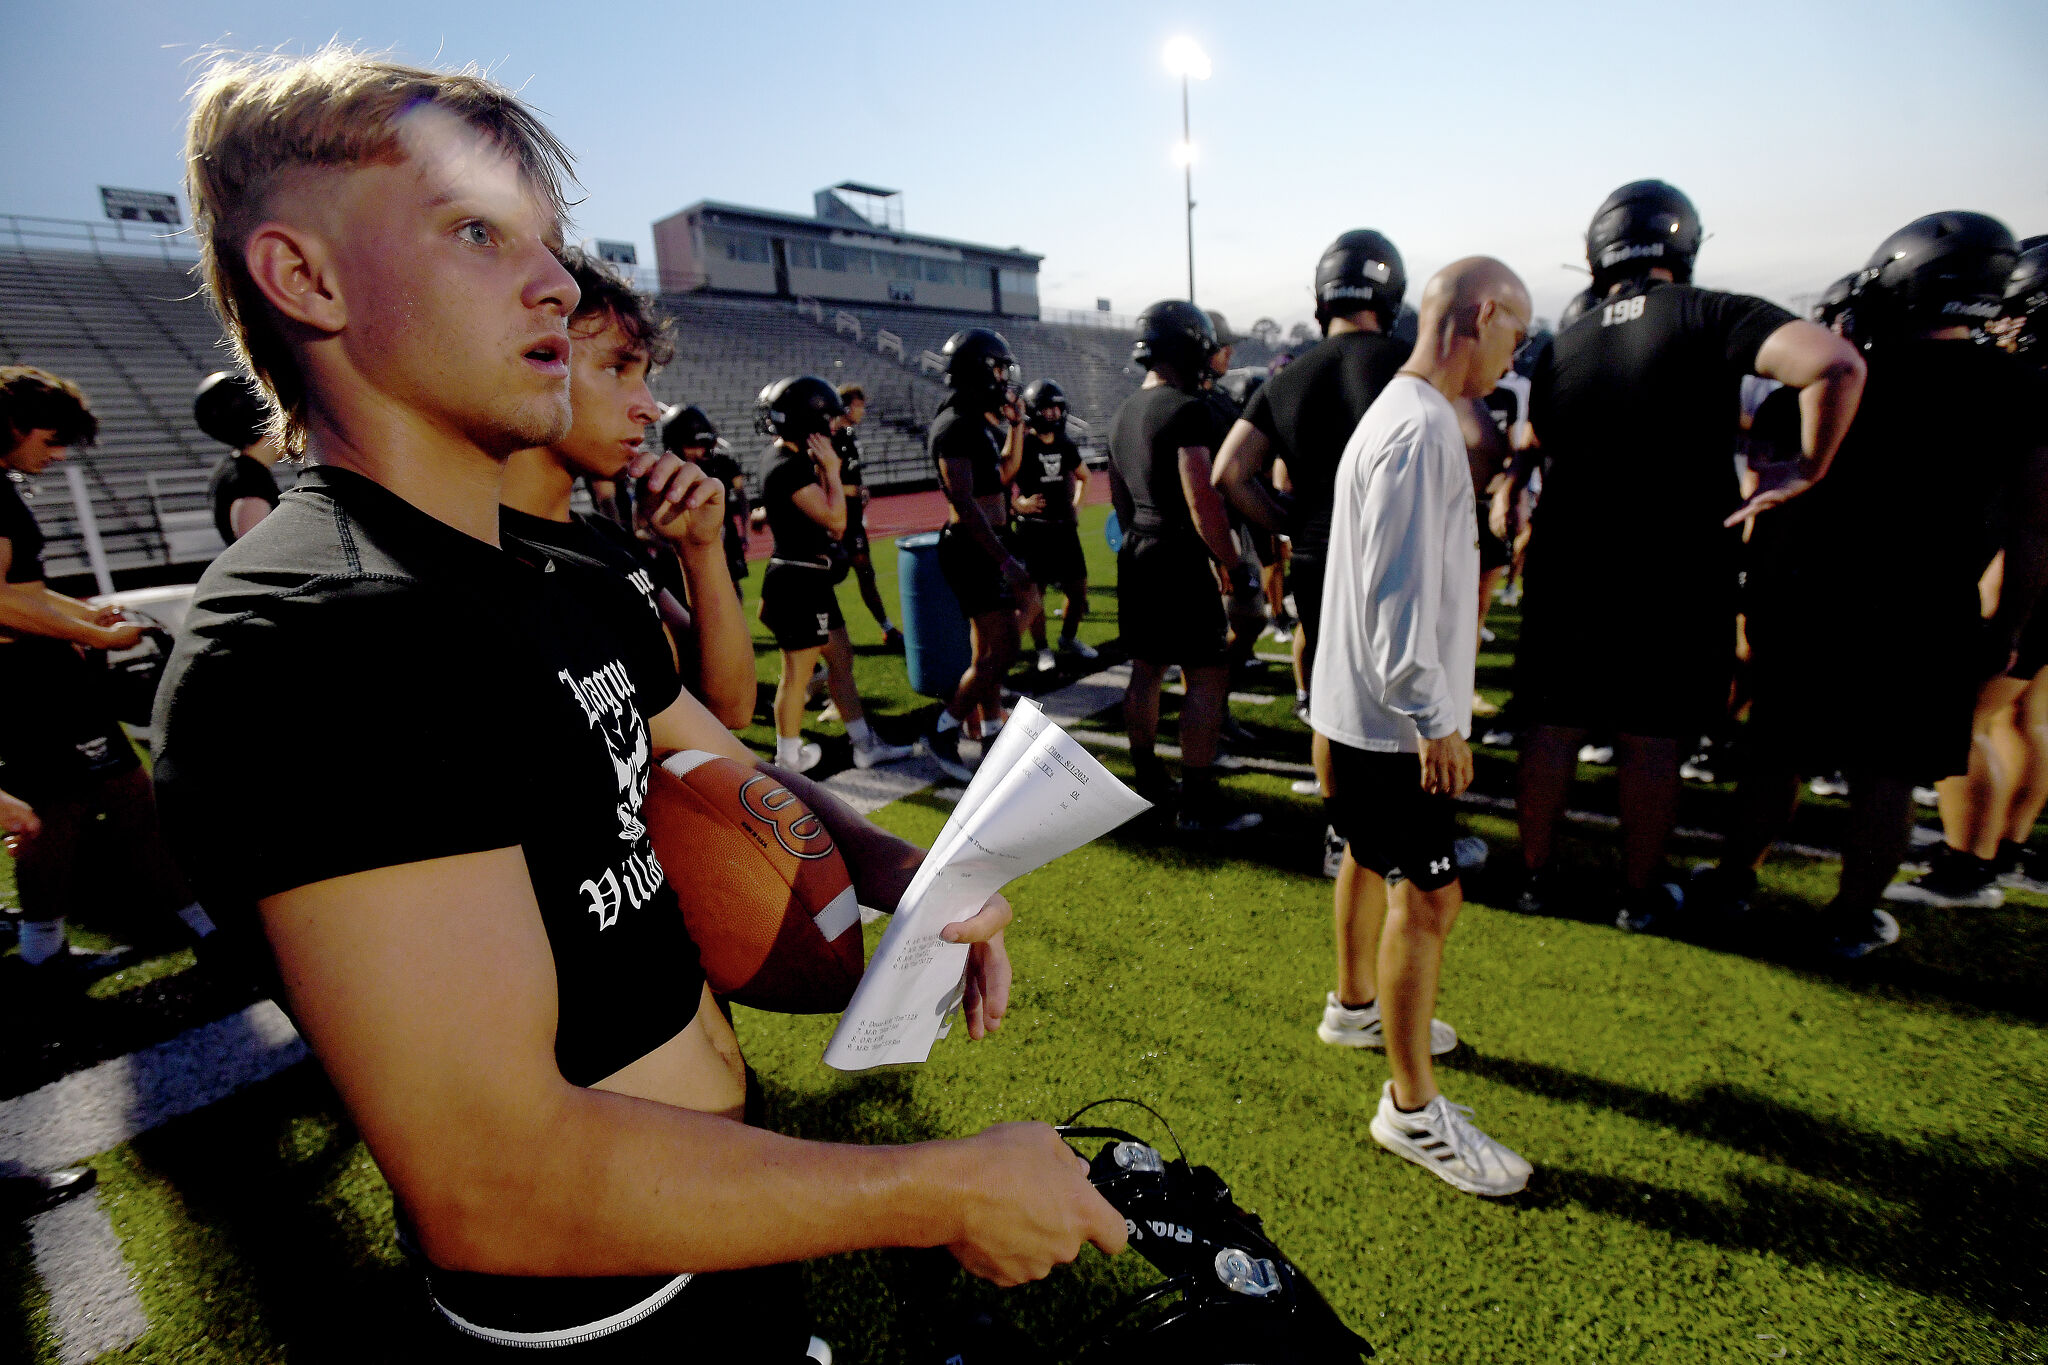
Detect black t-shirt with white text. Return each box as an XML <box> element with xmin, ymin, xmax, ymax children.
<box><xmin>0</xmin><ymin>474</ymin><xmax>46</xmax><ymax>582</ymax></box>
<box><xmin>761</xmin><ymin>443</ymin><xmax>833</xmax><ymax>562</ymax></box>
<box><xmin>1012</xmin><ymin>432</ymin><xmax>1083</xmax><ymax>523</ymax></box>
<box><xmin>153</xmin><ymin>466</ymin><xmax>700</xmax><ymax>1089</ymax></box>
<box><xmin>1529</xmin><ymin>280</ymin><xmax>1793</xmax><ymax>569</ymax></box>
<box><xmin>928</xmin><ymin>397</ymin><xmax>1006</xmax><ymax>497</ymax></box>
<box><xmin>1242</xmin><ymin>330</ymin><xmax>1410</xmax><ymax>554</ymax></box>
<box><xmin>1108</xmin><ymin>385</ymin><xmax>1224</xmax><ymax>552</ymax></box>
<box><xmin>207</xmin><ymin>452</ymin><xmax>281</xmax><ymax>544</ymax></box>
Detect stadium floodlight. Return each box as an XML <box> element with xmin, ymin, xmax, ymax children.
<box><xmin>1162</xmin><ymin>36</ymin><xmax>1211</xmax><ymax>302</ymax></box>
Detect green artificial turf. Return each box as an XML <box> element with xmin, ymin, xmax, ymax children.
<box><xmin>5</xmin><ymin>510</ymin><xmax>2046</xmax><ymax>1361</ymax></box>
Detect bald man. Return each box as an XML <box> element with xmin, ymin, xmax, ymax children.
<box><xmin>1311</xmin><ymin>258</ymin><xmax>1534</xmax><ymax>1197</ymax></box>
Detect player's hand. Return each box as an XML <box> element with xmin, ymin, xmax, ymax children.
<box><xmin>90</xmin><ymin>603</ymin><xmax>127</xmax><ymax>628</ymax></box>
<box><xmin>1724</xmin><ymin>460</ymin><xmax>1819</xmax><ymax>527</ymax></box>
<box><xmin>1000</xmin><ymin>395</ymin><xmax>1024</xmax><ymax>426</ymax></box>
<box><xmin>808</xmin><ymin>432</ymin><xmax>841</xmax><ymax>473</ymax></box>
<box><xmin>1012</xmin><ymin>579</ymin><xmax>1043</xmax><ymax>626</ymax></box>
<box><xmin>0</xmin><ymin>789</ymin><xmax>40</xmax><ymax>854</ymax></box>
<box><xmin>1013</xmin><ymin>493</ymin><xmax>1048</xmax><ymax>516</ymax></box>
<box><xmin>630</xmin><ymin>451</ymin><xmax>725</xmax><ymax>547</ymax></box>
<box><xmin>1419</xmin><ymin>732</ymin><xmax>1474</xmax><ymax>797</ymax></box>
<box><xmin>940</xmin><ymin>892</ymin><xmax>1012</xmax><ymax>1040</ymax></box>
<box><xmin>942</xmin><ymin>1122</ymin><xmax>1128</xmax><ymax>1285</ymax></box>
<box><xmin>96</xmin><ymin>620</ymin><xmax>146</xmax><ymax>651</ymax></box>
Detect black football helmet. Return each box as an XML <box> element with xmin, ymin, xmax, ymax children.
<box><xmin>1853</xmin><ymin>211</ymin><xmax>2017</xmax><ymax>337</ymax></box>
<box><xmin>1132</xmin><ymin>300</ymin><xmax>1220</xmax><ymax>383</ymax></box>
<box><xmin>1810</xmin><ymin>272</ymin><xmax>1860</xmax><ymax>342</ymax></box>
<box><xmin>2000</xmin><ymin>238</ymin><xmax>2048</xmax><ymax>363</ymax></box>
<box><xmin>1021</xmin><ymin>378</ymin><xmax>1068</xmax><ymax>435</ymax></box>
<box><xmin>1586</xmin><ymin>180</ymin><xmax>1703</xmax><ymax>290</ymax></box>
<box><xmin>1313</xmin><ymin>229</ymin><xmax>1406</xmax><ymax>331</ymax></box>
<box><xmin>660</xmin><ymin>403</ymin><xmax>718</xmax><ymax>454</ymax></box>
<box><xmin>941</xmin><ymin>328</ymin><xmax>1020</xmax><ymax>404</ymax></box>
<box><xmin>755</xmin><ymin>376</ymin><xmax>844</xmax><ymax>442</ymax></box>
<box><xmin>193</xmin><ymin>371</ymin><xmax>269</xmax><ymax>450</ymax></box>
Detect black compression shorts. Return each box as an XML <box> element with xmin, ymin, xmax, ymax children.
<box><xmin>1324</xmin><ymin>742</ymin><xmax>1461</xmax><ymax>892</ymax></box>
<box><xmin>0</xmin><ymin>637</ymin><xmax>140</xmax><ymax>803</ymax></box>
<box><xmin>1290</xmin><ymin>548</ymin><xmax>1328</xmax><ymax>676</ymax></box>
<box><xmin>1477</xmin><ymin>505</ymin><xmax>1512</xmax><ymax>573</ymax></box>
<box><xmin>2011</xmin><ymin>606</ymin><xmax>2048</xmax><ymax>680</ymax></box>
<box><xmin>1012</xmin><ymin>518</ymin><xmax>1086</xmax><ymax>587</ymax></box>
<box><xmin>759</xmin><ymin>560</ymin><xmax>844</xmax><ymax>651</ymax></box>
<box><xmin>1118</xmin><ymin>531</ymin><xmax>1227</xmax><ymax>667</ymax></box>
<box><xmin>936</xmin><ymin>524</ymin><xmax>1017</xmax><ymax>620</ymax></box>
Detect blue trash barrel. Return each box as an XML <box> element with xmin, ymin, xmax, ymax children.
<box><xmin>896</xmin><ymin>532</ymin><xmax>972</xmax><ymax>699</ymax></box>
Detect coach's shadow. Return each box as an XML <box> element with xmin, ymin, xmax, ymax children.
<box><xmin>1434</xmin><ymin>1048</ymin><xmax>2047</xmax><ymax>1324</ymax></box>
<box><xmin>761</xmin><ymin>1071</ymin><xmax>1157</xmax><ymax>1363</ymax></box>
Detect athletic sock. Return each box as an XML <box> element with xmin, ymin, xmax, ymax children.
<box><xmin>935</xmin><ymin>710</ymin><xmax>962</xmax><ymax>735</ymax></box>
<box><xmin>845</xmin><ymin>717</ymin><xmax>875</xmax><ymax>747</ymax></box>
<box><xmin>775</xmin><ymin>736</ymin><xmax>806</xmax><ymax>768</ymax></box>
<box><xmin>1340</xmin><ymin>997</ymin><xmax>1375</xmax><ymax>1012</ymax></box>
<box><xmin>18</xmin><ymin>918</ymin><xmax>66</xmax><ymax>966</ymax></box>
<box><xmin>880</xmin><ymin>619</ymin><xmax>897</xmax><ymax>634</ymax></box>
<box><xmin>1394</xmin><ymin>1095</ymin><xmax>1431</xmax><ymax>1115</ymax></box>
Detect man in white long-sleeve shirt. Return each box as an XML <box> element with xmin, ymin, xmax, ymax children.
<box><xmin>1310</xmin><ymin>257</ymin><xmax>1534</xmax><ymax>1197</ymax></box>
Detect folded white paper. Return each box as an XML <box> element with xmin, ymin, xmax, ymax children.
<box><xmin>823</xmin><ymin>698</ymin><xmax>1151</xmax><ymax>1070</ymax></box>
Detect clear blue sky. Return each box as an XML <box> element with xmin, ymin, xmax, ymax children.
<box><xmin>5</xmin><ymin>0</ymin><xmax>2044</xmax><ymax>330</ymax></box>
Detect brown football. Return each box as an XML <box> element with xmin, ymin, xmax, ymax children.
<box><xmin>645</xmin><ymin>750</ymin><xmax>864</xmax><ymax>1013</ymax></box>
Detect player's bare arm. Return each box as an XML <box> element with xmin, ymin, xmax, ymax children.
<box><xmin>1212</xmin><ymin>419</ymin><xmax>1287</xmax><ymax>531</ymax></box>
<box><xmin>0</xmin><ymin>541</ymin><xmax>141</xmax><ymax>647</ymax></box>
<box><xmin>790</xmin><ymin>432</ymin><xmax>847</xmax><ymax>537</ymax></box>
<box><xmin>1725</xmin><ymin>319</ymin><xmax>1867</xmax><ymax>524</ymax></box>
<box><xmin>631</xmin><ymin>449</ymin><xmax>754</xmax><ymax>728</ymax></box>
<box><xmin>1177</xmin><ymin>444</ymin><xmax>1240</xmax><ymax>568</ymax></box>
<box><xmin>997</xmin><ymin>396</ymin><xmax>1027</xmax><ymax>483</ymax></box>
<box><xmin>256</xmin><ymin>848</ymin><xmax>1119</xmax><ymax>1282</ymax></box>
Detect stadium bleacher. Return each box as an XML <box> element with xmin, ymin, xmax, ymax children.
<box><xmin>0</xmin><ymin>217</ymin><xmax>1274</xmax><ymax>584</ymax></box>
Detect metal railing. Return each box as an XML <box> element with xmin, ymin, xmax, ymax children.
<box><xmin>1</xmin><ymin>213</ymin><xmax>199</xmax><ymax>264</ymax></box>
<box><xmin>833</xmin><ymin>310</ymin><xmax>862</xmax><ymax>341</ymax></box>
<box><xmin>876</xmin><ymin>328</ymin><xmax>903</xmax><ymax>359</ymax></box>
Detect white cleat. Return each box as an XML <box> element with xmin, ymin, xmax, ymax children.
<box><xmin>1316</xmin><ymin>992</ymin><xmax>1457</xmax><ymax>1054</ymax></box>
<box><xmin>851</xmin><ymin>738</ymin><xmax>915</xmax><ymax>770</ymax></box>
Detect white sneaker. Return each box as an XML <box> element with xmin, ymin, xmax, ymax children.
<box><xmin>779</xmin><ymin>742</ymin><xmax>823</xmax><ymax>774</ymax></box>
<box><xmin>1290</xmin><ymin>778</ymin><xmax>1323</xmax><ymax>796</ymax></box>
<box><xmin>1058</xmin><ymin>637</ymin><xmax>1099</xmax><ymax>660</ymax></box>
<box><xmin>851</xmin><ymin>737</ymin><xmax>914</xmax><ymax>769</ymax></box>
<box><xmin>1369</xmin><ymin>1082</ymin><xmax>1531</xmax><ymax>1197</ymax></box>
<box><xmin>1810</xmin><ymin>772</ymin><xmax>1850</xmax><ymax>798</ymax></box>
<box><xmin>1452</xmin><ymin>836</ymin><xmax>1488</xmax><ymax>872</ymax></box>
<box><xmin>1316</xmin><ymin>992</ymin><xmax>1457</xmax><ymax>1055</ymax></box>
<box><xmin>1578</xmin><ymin>744</ymin><xmax>1615</xmax><ymax>765</ymax></box>
<box><xmin>1913</xmin><ymin>786</ymin><xmax>1941</xmax><ymax>808</ymax></box>
<box><xmin>818</xmin><ymin>701</ymin><xmax>842</xmax><ymax>724</ymax></box>
<box><xmin>806</xmin><ymin>1337</ymin><xmax>833</xmax><ymax>1365</ymax></box>
<box><xmin>1037</xmin><ymin>648</ymin><xmax>1057</xmax><ymax>673</ymax></box>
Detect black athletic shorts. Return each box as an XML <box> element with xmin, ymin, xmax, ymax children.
<box><xmin>936</xmin><ymin>523</ymin><xmax>1017</xmax><ymax>620</ymax></box>
<box><xmin>1012</xmin><ymin>517</ymin><xmax>1086</xmax><ymax>587</ymax></box>
<box><xmin>1290</xmin><ymin>548</ymin><xmax>1328</xmax><ymax>675</ymax></box>
<box><xmin>1748</xmin><ymin>581</ymin><xmax>1981</xmax><ymax>783</ymax></box>
<box><xmin>1324</xmin><ymin>742</ymin><xmax>1461</xmax><ymax>892</ymax></box>
<box><xmin>0</xmin><ymin>637</ymin><xmax>140</xmax><ymax>804</ymax></box>
<box><xmin>1118</xmin><ymin>530</ymin><xmax>1228</xmax><ymax>667</ymax></box>
<box><xmin>759</xmin><ymin>560</ymin><xmax>843</xmax><ymax>651</ymax></box>
<box><xmin>1512</xmin><ymin>541</ymin><xmax>1738</xmax><ymax>740</ymax></box>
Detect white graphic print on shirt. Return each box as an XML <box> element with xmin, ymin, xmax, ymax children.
<box><xmin>558</xmin><ymin>658</ymin><xmax>665</xmax><ymax>929</ymax></box>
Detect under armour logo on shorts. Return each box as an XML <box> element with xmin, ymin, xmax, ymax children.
<box><xmin>1429</xmin><ymin>857</ymin><xmax>1452</xmax><ymax>876</ymax></box>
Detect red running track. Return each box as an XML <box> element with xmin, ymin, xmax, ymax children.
<box><xmin>744</xmin><ymin>476</ymin><xmax>1112</xmax><ymax>560</ymax></box>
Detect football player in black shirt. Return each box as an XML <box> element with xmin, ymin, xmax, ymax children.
<box><xmin>660</xmin><ymin>402</ymin><xmax>750</xmax><ymax>583</ymax></box>
<box><xmin>757</xmin><ymin>376</ymin><xmax>914</xmax><ymax>775</ymax></box>
<box><xmin>1511</xmin><ymin>180</ymin><xmax>1866</xmax><ymax>934</ymax></box>
<box><xmin>926</xmin><ymin>328</ymin><xmax>1036</xmax><ymax>782</ymax></box>
<box><xmin>1109</xmin><ymin>302</ymin><xmax>1262</xmax><ymax>833</ymax></box>
<box><xmin>1010</xmin><ymin>378</ymin><xmax>1095</xmax><ymax>673</ymax></box>
<box><xmin>0</xmin><ymin>366</ymin><xmax>213</xmax><ymax>981</ymax></box>
<box><xmin>1214</xmin><ymin>230</ymin><xmax>1409</xmax><ymax>822</ymax></box>
<box><xmin>1707</xmin><ymin>215</ymin><xmax>2045</xmax><ymax>956</ymax></box>
<box><xmin>195</xmin><ymin>369</ymin><xmax>284</xmax><ymax>543</ymax></box>
<box><xmin>832</xmin><ymin>383</ymin><xmax>903</xmax><ymax>650</ymax></box>
<box><xmin>500</xmin><ymin>249</ymin><xmax>754</xmax><ymax>730</ymax></box>
<box><xmin>157</xmin><ymin>52</ymin><xmax>1121</xmax><ymax>1356</ymax></box>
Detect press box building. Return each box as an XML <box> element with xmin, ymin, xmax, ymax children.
<box><xmin>652</xmin><ymin>183</ymin><xmax>1041</xmax><ymax>319</ymax></box>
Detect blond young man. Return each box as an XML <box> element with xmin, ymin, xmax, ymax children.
<box><xmin>153</xmin><ymin>48</ymin><xmax>1121</xmax><ymax>1356</ymax></box>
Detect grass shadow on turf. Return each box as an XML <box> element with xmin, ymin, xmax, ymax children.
<box><xmin>761</xmin><ymin>1069</ymin><xmax>1160</xmax><ymax>1362</ymax></box>
<box><xmin>1437</xmin><ymin>1048</ymin><xmax>2048</xmax><ymax>1323</ymax></box>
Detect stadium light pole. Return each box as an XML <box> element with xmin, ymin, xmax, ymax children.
<box><xmin>1164</xmin><ymin>36</ymin><xmax>1210</xmax><ymax>304</ymax></box>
